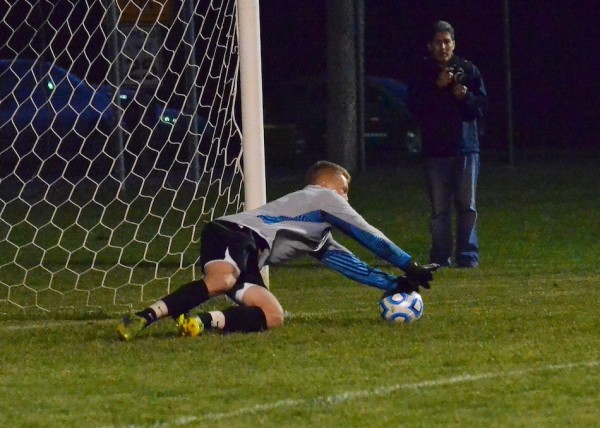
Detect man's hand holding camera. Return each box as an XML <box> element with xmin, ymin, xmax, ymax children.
<box><xmin>436</xmin><ymin>67</ymin><xmax>454</xmax><ymax>88</ymax></box>
<box><xmin>452</xmin><ymin>83</ymin><xmax>468</xmax><ymax>100</ymax></box>
<box><xmin>437</xmin><ymin>67</ymin><xmax>468</xmax><ymax>100</ymax></box>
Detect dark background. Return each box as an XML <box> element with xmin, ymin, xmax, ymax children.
<box><xmin>259</xmin><ymin>0</ymin><xmax>599</xmax><ymax>152</ymax></box>
<box><xmin>1</xmin><ymin>1</ymin><xmax>598</xmax><ymax>154</ymax></box>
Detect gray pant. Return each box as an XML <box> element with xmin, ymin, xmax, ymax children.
<box><xmin>424</xmin><ymin>154</ymin><xmax>479</xmax><ymax>267</ymax></box>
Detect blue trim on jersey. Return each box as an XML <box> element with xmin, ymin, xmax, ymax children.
<box><xmin>320</xmin><ymin>212</ymin><xmax>411</xmax><ymax>269</ymax></box>
<box><xmin>257</xmin><ymin>208</ymin><xmax>411</xmax><ymax>270</ymax></box>
<box><xmin>320</xmin><ymin>249</ymin><xmax>397</xmax><ymax>291</ymax></box>
<box><xmin>258</xmin><ymin>211</ymin><xmax>322</xmax><ymax>225</ymax></box>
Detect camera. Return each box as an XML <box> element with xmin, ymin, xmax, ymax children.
<box><xmin>448</xmin><ymin>66</ymin><xmax>469</xmax><ymax>85</ymax></box>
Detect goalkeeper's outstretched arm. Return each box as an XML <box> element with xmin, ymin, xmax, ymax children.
<box><xmin>315</xmin><ymin>238</ymin><xmax>438</xmax><ymax>294</ymax></box>
<box><xmin>314</xmin><ymin>239</ymin><xmax>399</xmax><ymax>292</ymax></box>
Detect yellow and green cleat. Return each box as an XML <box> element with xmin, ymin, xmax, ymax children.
<box><xmin>176</xmin><ymin>314</ymin><xmax>204</xmax><ymax>338</ymax></box>
<box><xmin>117</xmin><ymin>314</ymin><xmax>147</xmax><ymax>341</ymax></box>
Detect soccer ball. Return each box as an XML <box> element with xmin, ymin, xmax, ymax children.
<box><xmin>379</xmin><ymin>291</ymin><xmax>424</xmax><ymax>323</ymax></box>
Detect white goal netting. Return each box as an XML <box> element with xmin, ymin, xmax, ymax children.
<box><xmin>0</xmin><ymin>0</ymin><xmax>246</xmax><ymax>315</ymax></box>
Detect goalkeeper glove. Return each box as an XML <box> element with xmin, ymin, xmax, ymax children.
<box><xmin>382</xmin><ymin>276</ymin><xmax>418</xmax><ymax>297</ymax></box>
<box><xmin>404</xmin><ymin>261</ymin><xmax>439</xmax><ymax>290</ymax></box>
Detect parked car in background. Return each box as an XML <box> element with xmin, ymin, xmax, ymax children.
<box><xmin>363</xmin><ymin>76</ymin><xmax>420</xmax><ymax>155</ymax></box>
<box><xmin>0</xmin><ymin>60</ymin><xmax>112</xmax><ymax>144</ymax></box>
<box><xmin>263</xmin><ymin>75</ymin><xmax>420</xmax><ymax>164</ymax></box>
<box><xmin>0</xmin><ymin>59</ymin><xmax>207</xmax><ymax>179</ymax></box>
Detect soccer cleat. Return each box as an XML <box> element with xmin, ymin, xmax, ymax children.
<box><xmin>117</xmin><ymin>314</ymin><xmax>147</xmax><ymax>341</ymax></box>
<box><xmin>176</xmin><ymin>313</ymin><xmax>204</xmax><ymax>338</ymax></box>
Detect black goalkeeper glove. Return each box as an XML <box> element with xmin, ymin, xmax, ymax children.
<box><xmin>382</xmin><ymin>276</ymin><xmax>418</xmax><ymax>297</ymax></box>
<box><xmin>404</xmin><ymin>261</ymin><xmax>439</xmax><ymax>290</ymax></box>
<box><xmin>382</xmin><ymin>262</ymin><xmax>439</xmax><ymax>298</ymax></box>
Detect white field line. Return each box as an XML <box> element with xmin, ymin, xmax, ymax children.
<box><xmin>2</xmin><ymin>284</ymin><xmax>583</xmax><ymax>332</ymax></box>
<box><xmin>2</xmin><ymin>320</ymin><xmax>598</xmax><ymax>427</ymax></box>
<box><xmin>0</xmin><ymin>295</ymin><xmax>570</xmax><ymax>332</ymax></box>
<box><xmin>98</xmin><ymin>360</ymin><xmax>600</xmax><ymax>427</ymax></box>
<box><xmin>0</xmin><ymin>310</ymin><xmax>373</xmax><ymax>331</ymax></box>
<box><xmin>154</xmin><ymin>360</ymin><xmax>600</xmax><ymax>427</ymax></box>
<box><xmin>0</xmin><ymin>319</ymin><xmax>115</xmax><ymax>331</ymax></box>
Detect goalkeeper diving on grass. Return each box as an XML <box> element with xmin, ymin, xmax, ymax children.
<box><xmin>117</xmin><ymin>161</ymin><xmax>438</xmax><ymax>340</ymax></box>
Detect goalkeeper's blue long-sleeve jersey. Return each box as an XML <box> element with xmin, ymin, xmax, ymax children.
<box><xmin>219</xmin><ymin>185</ymin><xmax>412</xmax><ymax>291</ymax></box>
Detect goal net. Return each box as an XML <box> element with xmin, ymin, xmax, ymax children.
<box><xmin>0</xmin><ymin>0</ymin><xmax>253</xmax><ymax>315</ymax></box>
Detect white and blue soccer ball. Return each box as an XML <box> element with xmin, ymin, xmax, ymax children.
<box><xmin>379</xmin><ymin>291</ymin><xmax>424</xmax><ymax>324</ymax></box>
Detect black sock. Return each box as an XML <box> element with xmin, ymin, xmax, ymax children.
<box><xmin>136</xmin><ymin>308</ymin><xmax>158</xmax><ymax>326</ymax></box>
<box><xmin>162</xmin><ymin>279</ymin><xmax>210</xmax><ymax>319</ymax></box>
<box><xmin>199</xmin><ymin>312</ymin><xmax>213</xmax><ymax>328</ymax></box>
<box><xmin>222</xmin><ymin>306</ymin><xmax>267</xmax><ymax>333</ymax></box>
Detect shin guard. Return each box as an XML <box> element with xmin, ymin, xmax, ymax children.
<box><xmin>162</xmin><ymin>280</ymin><xmax>209</xmax><ymax>318</ymax></box>
<box><xmin>222</xmin><ymin>306</ymin><xmax>267</xmax><ymax>333</ymax></box>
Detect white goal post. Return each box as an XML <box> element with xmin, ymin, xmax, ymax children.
<box><xmin>0</xmin><ymin>0</ymin><xmax>266</xmax><ymax>315</ymax></box>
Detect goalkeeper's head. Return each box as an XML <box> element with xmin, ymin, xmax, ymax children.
<box><xmin>305</xmin><ymin>160</ymin><xmax>351</xmax><ymax>201</ymax></box>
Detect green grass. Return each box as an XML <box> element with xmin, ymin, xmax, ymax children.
<box><xmin>1</xmin><ymin>154</ymin><xmax>599</xmax><ymax>427</ymax></box>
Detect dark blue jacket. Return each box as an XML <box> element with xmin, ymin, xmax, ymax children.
<box><xmin>408</xmin><ymin>55</ymin><xmax>487</xmax><ymax>157</ymax></box>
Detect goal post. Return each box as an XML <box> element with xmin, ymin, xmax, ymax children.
<box><xmin>0</xmin><ymin>0</ymin><xmax>266</xmax><ymax>315</ymax></box>
<box><xmin>237</xmin><ymin>0</ymin><xmax>269</xmax><ymax>285</ymax></box>
<box><xmin>238</xmin><ymin>0</ymin><xmax>267</xmax><ymax>212</ymax></box>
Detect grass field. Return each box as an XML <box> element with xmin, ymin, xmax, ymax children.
<box><xmin>1</xmin><ymin>152</ymin><xmax>599</xmax><ymax>427</ymax></box>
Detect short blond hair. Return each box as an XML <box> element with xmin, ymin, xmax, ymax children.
<box><xmin>305</xmin><ymin>160</ymin><xmax>351</xmax><ymax>185</ymax></box>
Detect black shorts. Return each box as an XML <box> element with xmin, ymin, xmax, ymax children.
<box><xmin>200</xmin><ymin>220</ymin><xmax>268</xmax><ymax>302</ymax></box>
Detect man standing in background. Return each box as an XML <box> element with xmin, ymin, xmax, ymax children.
<box><xmin>408</xmin><ymin>21</ymin><xmax>487</xmax><ymax>268</ymax></box>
